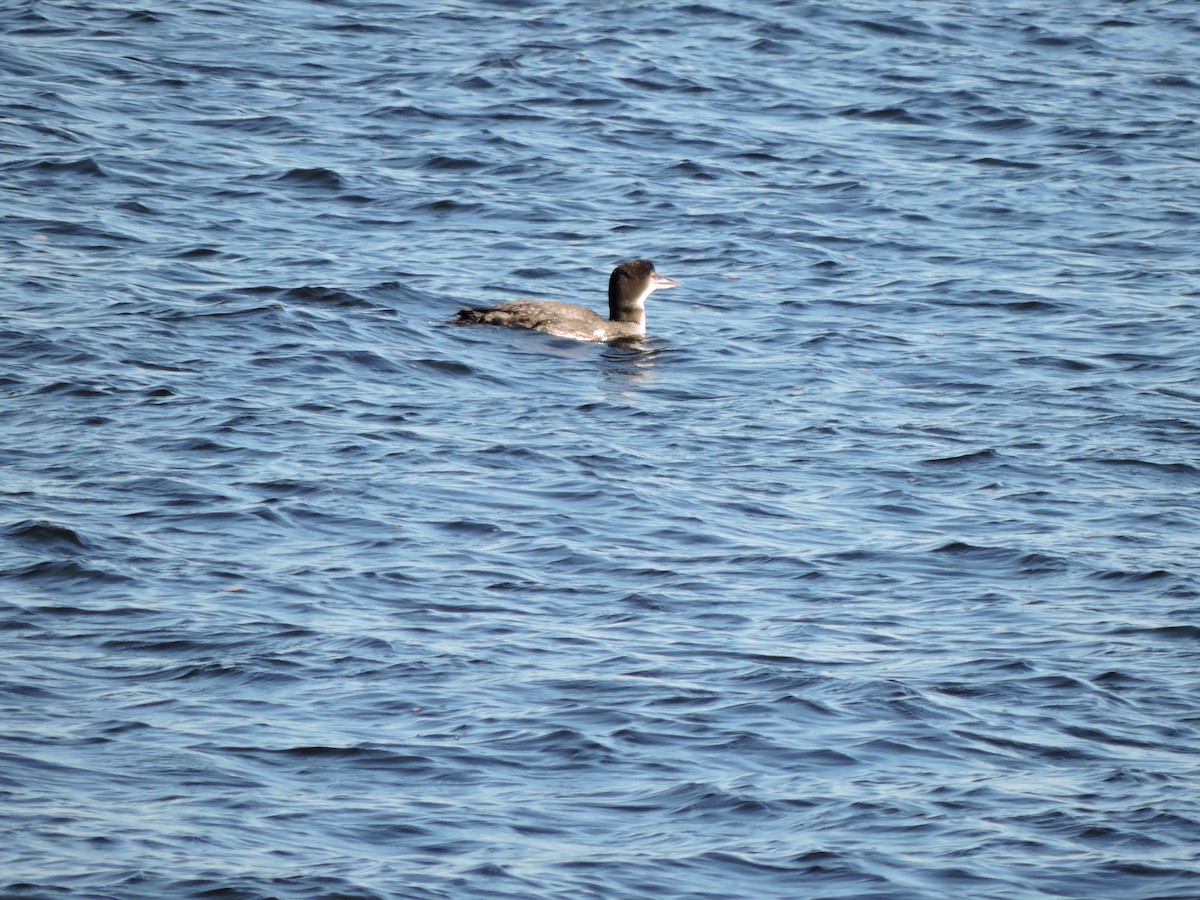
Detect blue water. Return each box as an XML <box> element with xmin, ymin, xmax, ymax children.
<box><xmin>4</xmin><ymin>1</ymin><xmax>1200</xmax><ymax>897</ymax></box>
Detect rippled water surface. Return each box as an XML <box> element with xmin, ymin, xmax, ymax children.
<box><xmin>4</xmin><ymin>1</ymin><xmax>1200</xmax><ymax>897</ymax></box>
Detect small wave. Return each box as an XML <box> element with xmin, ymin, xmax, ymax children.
<box><xmin>1110</xmin><ymin>623</ymin><xmax>1200</xmax><ymax>642</ymax></box>
<box><xmin>837</xmin><ymin>105</ymin><xmax>929</xmax><ymax>125</ymax></box>
<box><xmin>317</xmin><ymin>348</ymin><xmax>401</xmax><ymax>373</ymax></box>
<box><xmin>1084</xmin><ymin>457</ymin><xmax>1198</xmax><ymax>476</ymax></box>
<box><xmin>413</xmin><ymin>198</ymin><xmax>486</xmax><ymax>213</ymax></box>
<box><xmin>412</xmin><ymin>357</ymin><xmax>476</xmax><ymax>376</ymax></box>
<box><xmin>279</xmin><ymin>285</ymin><xmax>369</xmax><ymax>307</ymax></box>
<box><xmin>1095</xmin><ymin>566</ymin><xmax>1174</xmax><ymax>583</ymax></box>
<box><xmin>322</xmin><ymin>20</ymin><xmax>396</xmax><ymax>34</ymax></box>
<box><xmin>970</xmin><ymin>116</ymin><xmax>1036</xmax><ymax>131</ymax></box>
<box><xmin>1018</xmin><ymin>552</ymin><xmax>1069</xmax><ymax>574</ymax></box>
<box><xmin>749</xmin><ymin>38</ymin><xmax>792</xmax><ymax>55</ymax></box>
<box><xmin>34</xmin><ymin>380</ymin><xmax>112</xmax><ymax>398</ymax></box>
<box><xmin>200</xmin><ymin>114</ymin><xmax>299</xmax><ymax>135</ymax></box>
<box><xmin>366</xmin><ymin>103</ymin><xmax>455</xmax><ymax>121</ymax></box>
<box><xmin>3</xmin><ymin>559</ymin><xmax>132</xmax><ymax>585</ymax></box>
<box><xmin>173</xmin><ymin>246</ymin><xmax>225</xmax><ymax>259</ymax></box>
<box><xmin>2</xmin><ymin>156</ymin><xmax>106</xmax><ymax>177</ymax></box>
<box><xmin>273</xmin><ymin>167</ymin><xmax>345</xmax><ymax>188</ymax></box>
<box><xmin>971</xmin><ymin>156</ymin><xmax>1042</xmax><ymax>169</ymax></box>
<box><xmin>923</xmin><ymin>448</ymin><xmax>997</xmax><ymax>465</ymax></box>
<box><xmin>680</xmin><ymin>3</ymin><xmax>755</xmax><ymax>22</ymax></box>
<box><xmin>1149</xmin><ymin>74</ymin><xmax>1199</xmax><ymax>90</ymax></box>
<box><xmin>3</xmin><ymin>520</ymin><xmax>90</xmax><ymax>552</ymax></box>
<box><xmin>1016</xmin><ymin>355</ymin><xmax>1096</xmax><ymax>371</ymax></box>
<box><xmin>422</xmin><ymin>154</ymin><xmax>486</xmax><ymax>170</ymax></box>
<box><xmin>1024</xmin><ymin>29</ymin><xmax>1101</xmax><ymax>51</ymax></box>
<box><xmin>932</xmin><ymin>540</ymin><xmax>999</xmax><ymax>555</ymax></box>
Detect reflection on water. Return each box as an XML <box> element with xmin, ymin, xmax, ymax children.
<box><xmin>599</xmin><ymin>340</ymin><xmax>668</xmax><ymax>387</ymax></box>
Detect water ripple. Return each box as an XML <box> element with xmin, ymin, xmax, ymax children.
<box><xmin>3</xmin><ymin>0</ymin><xmax>1200</xmax><ymax>897</ymax></box>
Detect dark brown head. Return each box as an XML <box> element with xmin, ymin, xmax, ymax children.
<box><xmin>607</xmin><ymin>259</ymin><xmax>679</xmax><ymax>325</ymax></box>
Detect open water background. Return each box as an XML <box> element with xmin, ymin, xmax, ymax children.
<box><xmin>3</xmin><ymin>1</ymin><xmax>1200</xmax><ymax>897</ymax></box>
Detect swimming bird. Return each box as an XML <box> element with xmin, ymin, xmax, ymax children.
<box><xmin>454</xmin><ymin>259</ymin><xmax>679</xmax><ymax>342</ymax></box>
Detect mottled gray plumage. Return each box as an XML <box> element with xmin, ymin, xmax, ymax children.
<box><xmin>455</xmin><ymin>259</ymin><xmax>678</xmax><ymax>342</ymax></box>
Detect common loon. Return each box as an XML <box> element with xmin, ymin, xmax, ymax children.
<box><xmin>454</xmin><ymin>259</ymin><xmax>678</xmax><ymax>342</ymax></box>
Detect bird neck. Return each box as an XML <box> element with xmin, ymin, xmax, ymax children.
<box><xmin>609</xmin><ymin>285</ymin><xmax>647</xmax><ymax>325</ymax></box>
